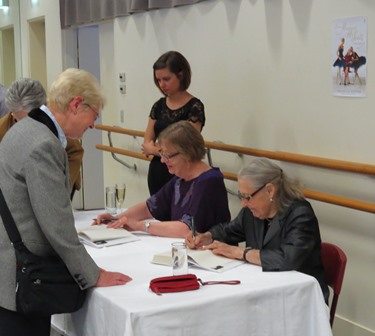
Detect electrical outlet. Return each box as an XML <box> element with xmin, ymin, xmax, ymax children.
<box><xmin>119</xmin><ymin>73</ymin><xmax>126</xmax><ymax>82</ymax></box>
<box><xmin>119</xmin><ymin>85</ymin><xmax>126</xmax><ymax>94</ymax></box>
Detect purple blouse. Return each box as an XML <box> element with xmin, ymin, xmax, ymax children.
<box><xmin>146</xmin><ymin>168</ymin><xmax>230</xmax><ymax>233</ymax></box>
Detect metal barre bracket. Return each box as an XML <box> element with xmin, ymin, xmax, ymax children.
<box><xmin>107</xmin><ymin>131</ymin><xmax>137</xmax><ymax>170</ymax></box>
<box><xmin>206</xmin><ymin>146</ymin><xmax>238</xmax><ymax>197</ymax></box>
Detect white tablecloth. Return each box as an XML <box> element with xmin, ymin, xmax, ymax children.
<box><xmin>52</xmin><ymin>210</ymin><xmax>332</xmax><ymax>336</ymax></box>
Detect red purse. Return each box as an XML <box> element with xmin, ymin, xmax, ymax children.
<box><xmin>149</xmin><ymin>274</ymin><xmax>240</xmax><ymax>295</ymax></box>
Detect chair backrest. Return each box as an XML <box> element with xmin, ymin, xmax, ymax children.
<box><xmin>321</xmin><ymin>242</ymin><xmax>347</xmax><ymax>327</ymax></box>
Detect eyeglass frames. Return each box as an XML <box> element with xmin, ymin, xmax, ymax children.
<box><xmin>237</xmin><ymin>183</ymin><xmax>267</xmax><ymax>202</ymax></box>
<box><xmin>237</xmin><ymin>174</ymin><xmax>281</xmax><ymax>202</ymax></box>
<box><xmin>82</xmin><ymin>103</ymin><xmax>99</xmax><ymax>120</ymax></box>
<box><xmin>158</xmin><ymin>150</ymin><xmax>180</xmax><ymax>162</ymax></box>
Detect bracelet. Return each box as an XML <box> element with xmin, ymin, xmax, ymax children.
<box><xmin>242</xmin><ymin>246</ymin><xmax>253</xmax><ymax>262</ymax></box>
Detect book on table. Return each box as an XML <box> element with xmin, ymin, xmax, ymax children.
<box><xmin>77</xmin><ymin>224</ymin><xmax>139</xmax><ymax>248</ymax></box>
<box><xmin>152</xmin><ymin>248</ymin><xmax>243</xmax><ymax>272</ymax></box>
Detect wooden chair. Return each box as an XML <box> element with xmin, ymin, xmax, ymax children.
<box><xmin>321</xmin><ymin>242</ymin><xmax>347</xmax><ymax>326</ymax></box>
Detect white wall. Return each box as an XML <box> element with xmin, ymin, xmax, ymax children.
<box><xmin>1</xmin><ymin>1</ymin><xmax>62</xmax><ymax>85</ymax></box>
<box><xmin>0</xmin><ymin>0</ymin><xmax>21</xmax><ymax>79</ymax></box>
<box><xmin>1</xmin><ymin>0</ymin><xmax>374</xmax><ymax>335</ymax></box>
<box><xmin>101</xmin><ymin>2</ymin><xmax>375</xmax><ymax>335</ymax></box>
<box><xmin>19</xmin><ymin>0</ymin><xmax>63</xmax><ymax>87</ymax></box>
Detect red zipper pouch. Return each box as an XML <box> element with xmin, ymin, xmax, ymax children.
<box><xmin>149</xmin><ymin>274</ymin><xmax>240</xmax><ymax>295</ymax></box>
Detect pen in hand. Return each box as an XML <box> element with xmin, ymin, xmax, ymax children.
<box><xmin>93</xmin><ymin>218</ymin><xmax>118</xmax><ymax>224</ymax></box>
<box><xmin>191</xmin><ymin>216</ymin><xmax>196</xmax><ymax>240</ymax></box>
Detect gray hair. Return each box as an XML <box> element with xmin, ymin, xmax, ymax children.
<box><xmin>0</xmin><ymin>84</ymin><xmax>7</xmax><ymax>117</ymax></box>
<box><xmin>5</xmin><ymin>78</ymin><xmax>46</xmax><ymax>114</ymax></box>
<box><xmin>238</xmin><ymin>157</ymin><xmax>304</xmax><ymax>212</ymax></box>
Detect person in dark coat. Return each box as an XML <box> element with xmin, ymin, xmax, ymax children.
<box><xmin>186</xmin><ymin>157</ymin><xmax>329</xmax><ymax>302</ymax></box>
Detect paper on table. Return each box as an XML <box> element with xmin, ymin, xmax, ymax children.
<box><xmin>152</xmin><ymin>248</ymin><xmax>243</xmax><ymax>272</ymax></box>
<box><xmin>77</xmin><ymin>224</ymin><xmax>139</xmax><ymax>248</ymax></box>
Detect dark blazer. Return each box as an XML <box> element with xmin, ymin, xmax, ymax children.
<box><xmin>0</xmin><ymin>108</ymin><xmax>99</xmax><ymax>312</ymax></box>
<box><xmin>209</xmin><ymin>199</ymin><xmax>329</xmax><ymax>302</ymax></box>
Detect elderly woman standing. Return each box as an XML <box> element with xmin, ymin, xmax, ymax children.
<box><xmin>97</xmin><ymin>120</ymin><xmax>230</xmax><ymax>238</ymax></box>
<box><xmin>186</xmin><ymin>157</ymin><xmax>329</xmax><ymax>302</ymax></box>
<box><xmin>0</xmin><ymin>69</ymin><xmax>131</xmax><ymax>336</ymax></box>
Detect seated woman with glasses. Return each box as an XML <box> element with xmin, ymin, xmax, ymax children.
<box><xmin>186</xmin><ymin>157</ymin><xmax>329</xmax><ymax>302</ymax></box>
<box><xmin>95</xmin><ymin>120</ymin><xmax>230</xmax><ymax>238</ymax></box>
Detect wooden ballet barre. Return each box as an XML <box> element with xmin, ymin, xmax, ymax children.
<box><xmin>96</xmin><ymin>125</ymin><xmax>144</xmax><ymax>138</ymax></box>
<box><xmin>220</xmin><ymin>170</ymin><xmax>375</xmax><ymax>213</ymax></box>
<box><xmin>95</xmin><ymin>143</ymin><xmax>375</xmax><ymax>214</ymax></box>
<box><xmin>302</xmin><ymin>189</ymin><xmax>375</xmax><ymax>214</ymax></box>
<box><xmin>204</xmin><ymin>141</ymin><xmax>375</xmax><ymax>176</ymax></box>
<box><xmin>220</xmin><ymin>170</ymin><xmax>375</xmax><ymax>214</ymax></box>
<box><xmin>95</xmin><ymin>125</ymin><xmax>375</xmax><ymax>176</ymax></box>
<box><xmin>95</xmin><ymin>125</ymin><xmax>375</xmax><ymax>213</ymax></box>
<box><xmin>96</xmin><ymin>144</ymin><xmax>151</xmax><ymax>162</ymax></box>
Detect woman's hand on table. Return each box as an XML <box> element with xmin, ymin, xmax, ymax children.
<box><xmin>186</xmin><ymin>232</ymin><xmax>245</xmax><ymax>260</ymax></box>
<box><xmin>202</xmin><ymin>241</ymin><xmax>243</xmax><ymax>260</ymax></box>
<box><xmin>121</xmin><ymin>220</ymin><xmax>145</xmax><ymax>232</ymax></box>
<box><xmin>93</xmin><ymin>213</ymin><xmax>118</xmax><ymax>225</ymax></box>
<box><xmin>96</xmin><ymin>268</ymin><xmax>132</xmax><ymax>287</ymax></box>
<box><xmin>93</xmin><ymin>213</ymin><xmax>127</xmax><ymax>229</ymax></box>
<box><xmin>93</xmin><ymin>214</ymin><xmax>144</xmax><ymax>232</ymax></box>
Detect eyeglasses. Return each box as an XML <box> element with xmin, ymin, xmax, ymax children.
<box><xmin>158</xmin><ymin>150</ymin><xmax>180</xmax><ymax>162</ymax></box>
<box><xmin>238</xmin><ymin>183</ymin><xmax>266</xmax><ymax>202</ymax></box>
<box><xmin>82</xmin><ymin>103</ymin><xmax>99</xmax><ymax>120</ymax></box>
<box><xmin>237</xmin><ymin>173</ymin><xmax>282</xmax><ymax>202</ymax></box>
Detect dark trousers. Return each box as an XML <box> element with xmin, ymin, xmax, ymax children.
<box><xmin>0</xmin><ymin>306</ymin><xmax>51</xmax><ymax>336</ymax></box>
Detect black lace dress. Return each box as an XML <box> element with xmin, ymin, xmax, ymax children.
<box><xmin>147</xmin><ymin>97</ymin><xmax>205</xmax><ymax>195</ymax></box>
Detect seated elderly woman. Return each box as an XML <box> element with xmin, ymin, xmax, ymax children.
<box><xmin>96</xmin><ymin>120</ymin><xmax>230</xmax><ymax>238</ymax></box>
<box><xmin>186</xmin><ymin>157</ymin><xmax>329</xmax><ymax>302</ymax></box>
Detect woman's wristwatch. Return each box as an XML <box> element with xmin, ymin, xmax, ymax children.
<box><xmin>242</xmin><ymin>246</ymin><xmax>253</xmax><ymax>262</ymax></box>
<box><xmin>144</xmin><ymin>221</ymin><xmax>151</xmax><ymax>233</ymax></box>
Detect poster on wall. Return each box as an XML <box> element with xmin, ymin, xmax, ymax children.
<box><xmin>332</xmin><ymin>16</ymin><xmax>367</xmax><ymax>97</ymax></box>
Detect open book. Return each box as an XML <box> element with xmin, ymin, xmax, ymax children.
<box><xmin>77</xmin><ymin>224</ymin><xmax>139</xmax><ymax>248</ymax></box>
<box><xmin>152</xmin><ymin>248</ymin><xmax>243</xmax><ymax>273</ymax></box>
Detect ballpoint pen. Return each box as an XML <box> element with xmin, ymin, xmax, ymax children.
<box><xmin>92</xmin><ymin>218</ymin><xmax>118</xmax><ymax>224</ymax></box>
<box><xmin>191</xmin><ymin>216</ymin><xmax>196</xmax><ymax>240</ymax></box>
